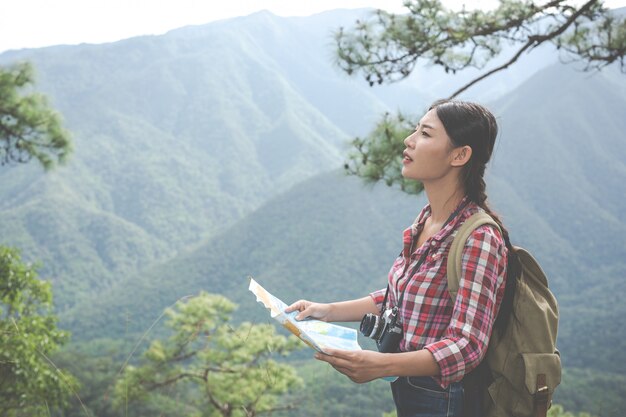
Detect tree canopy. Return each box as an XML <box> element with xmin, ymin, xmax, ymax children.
<box><xmin>114</xmin><ymin>292</ymin><xmax>303</xmax><ymax>417</ymax></box>
<box><xmin>343</xmin><ymin>111</ymin><xmax>422</xmax><ymax>194</ymax></box>
<box><xmin>0</xmin><ymin>61</ymin><xmax>71</xmax><ymax>169</ymax></box>
<box><xmin>335</xmin><ymin>0</ymin><xmax>626</xmax><ymax>98</ymax></box>
<box><xmin>0</xmin><ymin>247</ymin><xmax>77</xmax><ymax>417</ymax></box>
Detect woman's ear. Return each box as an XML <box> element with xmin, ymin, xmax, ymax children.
<box><xmin>450</xmin><ymin>145</ymin><xmax>472</xmax><ymax>167</ymax></box>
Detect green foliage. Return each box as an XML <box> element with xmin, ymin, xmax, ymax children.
<box><xmin>50</xmin><ymin>338</ymin><xmax>138</xmax><ymax>417</ymax></box>
<box><xmin>335</xmin><ymin>0</ymin><xmax>625</xmax><ymax>97</ymax></box>
<box><xmin>344</xmin><ymin>111</ymin><xmax>423</xmax><ymax>195</ymax></box>
<box><xmin>0</xmin><ymin>62</ymin><xmax>71</xmax><ymax>169</ymax></box>
<box><xmin>555</xmin><ymin>367</ymin><xmax>625</xmax><ymax>417</ymax></box>
<box><xmin>556</xmin><ymin>8</ymin><xmax>626</xmax><ymax>71</ymax></box>
<box><xmin>114</xmin><ymin>292</ymin><xmax>303</xmax><ymax>417</ymax></box>
<box><xmin>0</xmin><ymin>246</ymin><xmax>76</xmax><ymax>416</ymax></box>
<box><xmin>548</xmin><ymin>404</ymin><xmax>596</xmax><ymax>417</ymax></box>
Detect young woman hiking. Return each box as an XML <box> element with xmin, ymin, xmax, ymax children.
<box><xmin>286</xmin><ymin>99</ymin><xmax>519</xmax><ymax>417</ymax></box>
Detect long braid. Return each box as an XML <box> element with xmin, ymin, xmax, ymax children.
<box><xmin>432</xmin><ymin>99</ymin><xmax>520</xmax><ymax>334</ymax></box>
<box><xmin>468</xmin><ymin>166</ymin><xmax>520</xmax><ymax>334</ymax></box>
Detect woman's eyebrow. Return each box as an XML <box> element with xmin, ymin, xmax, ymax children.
<box><xmin>416</xmin><ymin>122</ymin><xmax>434</xmax><ymax>130</ymax></box>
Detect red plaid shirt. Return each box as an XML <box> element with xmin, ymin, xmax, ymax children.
<box><xmin>370</xmin><ymin>196</ymin><xmax>508</xmax><ymax>388</ymax></box>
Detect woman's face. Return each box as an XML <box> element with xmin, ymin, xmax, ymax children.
<box><xmin>401</xmin><ymin>108</ymin><xmax>457</xmax><ymax>182</ymax></box>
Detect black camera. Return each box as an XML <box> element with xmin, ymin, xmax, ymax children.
<box><xmin>360</xmin><ymin>307</ymin><xmax>403</xmax><ymax>353</ymax></box>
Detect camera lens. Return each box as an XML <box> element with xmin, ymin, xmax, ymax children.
<box><xmin>360</xmin><ymin>313</ymin><xmax>381</xmax><ymax>339</ymax></box>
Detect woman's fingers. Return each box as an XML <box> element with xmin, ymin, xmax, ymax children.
<box><xmin>315</xmin><ymin>352</ymin><xmax>358</xmax><ymax>381</ymax></box>
<box><xmin>297</xmin><ymin>304</ymin><xmax>321</xmax><ymax>320</ymax></box>
<box><xmin>315</xmin><ymin>349</ymin><xmax>352</xmax><ymax>367</ymax></box>
<box><xmin>286</xmin><ymin>300</ymin><xmax>333</xmax><ymax>321</ymax></box>
<box><xmin>285</xmin><ymin>300</ymin><xmax>325</xmax><ymax>320</ymax></box>
<box><xmin>285</xmin><ymin>299</ymin><xmax>309</xmax><ymax>313</ymax></box>
<box><xmin>315</xmin><ymin>350</ymin><xmax>382</xmax><ymax>384</ymax></box>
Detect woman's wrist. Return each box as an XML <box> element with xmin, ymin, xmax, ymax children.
<box><xmin>326</xmin><ymin>302</ymin><xmax>337</xmax><ymax>322</ymax></box>
<box><xmin>378</xmin><ymin>352</ymin><xmax>398</xmax><ymax>377</ymax></box>
<box><xmin>384</xmin><ymin>350</ymin><xmax>441</xmax><ymax>378</ymax></box>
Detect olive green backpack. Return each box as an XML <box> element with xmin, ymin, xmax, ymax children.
<box><xmin>448</xmin><ymin>211</ymin><xmax>561</xmax><ymax>417</ymax></box>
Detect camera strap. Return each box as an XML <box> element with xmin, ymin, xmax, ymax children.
<box><xmin>381</xmin><ymin>198</ymin><xmax>470</xmax><ymax>313</ymax></box>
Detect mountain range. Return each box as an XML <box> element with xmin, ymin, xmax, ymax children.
<box><xmin>1</xmin><ymin>8</ymin><xmax>625</xmax><ymax>416</ymax></box>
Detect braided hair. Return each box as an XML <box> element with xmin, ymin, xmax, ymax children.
<box><xmin>429</xmin><ymin>99</ymin><xmax>520</xmax><ymax>333</ymax></box>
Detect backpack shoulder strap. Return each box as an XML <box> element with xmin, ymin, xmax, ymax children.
<box><xmin>447</xmin><ymin>211</ymin><xmax>501</xmax><ymax>302</ymax></box>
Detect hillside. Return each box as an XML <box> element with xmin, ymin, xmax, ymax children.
<box><xmin>62</xmin><ymin>169</ymin><xmax>422</xmax><ymax>337</ymax></box>
<box><xmin>0</xmin><ymin>8</ymin><xmax>567</xmax><ymax>310</ymax></box>
<box><xmin>0</xmin><ymin>10</ymin><xmax>386</xmax><ymax>309</ymax></box>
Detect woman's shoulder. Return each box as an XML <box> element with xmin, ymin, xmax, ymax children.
<box><xmin>460</xmin><ymin>205</ymin><xmax>506</xmax><ymax>250</ymax></box>
<box><xmin>470</xmin><ymin>223</ymin><xmax>505</xmax><ymax>246</ymax></box>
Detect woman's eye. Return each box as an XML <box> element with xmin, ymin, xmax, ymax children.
<box><xmin>421</xmin><ymin>130</ymin><xmax>429</xmax><ymax>137</ymax></box>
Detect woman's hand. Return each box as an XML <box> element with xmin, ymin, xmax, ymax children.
<box><xmin>314</xmin><ymin>348</ymin><xmax>389</xmax><ymax>383</ymax></box>
<box><xmin>285</xmin><ymin>300</ymin><xmax>333</xmax><ymax>322</ymax></box>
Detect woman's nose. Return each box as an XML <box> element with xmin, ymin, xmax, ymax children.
<box><xmin>404</xmin><ymin>133</ymin><xmax>415</xmax><ymax>147</ymax></box>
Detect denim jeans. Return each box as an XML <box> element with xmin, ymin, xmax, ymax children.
<box><xmin>390</xmin><ymin>376</ymin><xmax>464</xmax><ymax>417</ymax></box>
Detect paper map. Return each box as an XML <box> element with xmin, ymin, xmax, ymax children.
<box><xmin>248</xmin><ymin>278</ymin><xmax>361</xmax><ymax>353</ymax></box>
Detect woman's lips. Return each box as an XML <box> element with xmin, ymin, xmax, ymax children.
<box><xmin>402</xmin><ymin>150</ymin><xmax>413</xmax><ymax>164</ymax></box>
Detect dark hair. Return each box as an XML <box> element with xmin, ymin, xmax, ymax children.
<box><xmin>429</xmin><ymin>99</ymin><xmax>520</xmax><ymax>334</ymax></box>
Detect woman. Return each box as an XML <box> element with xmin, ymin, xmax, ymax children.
<box><xmin>286</xmin><ymin>99</ymin><xmax>519</xmax><ymax>417</ymax></box>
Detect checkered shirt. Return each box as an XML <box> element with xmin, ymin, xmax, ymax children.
<box><xmin>370</xmin><ymin>196</ymin><xmax>508</xmax><ymax>388</ymax></box>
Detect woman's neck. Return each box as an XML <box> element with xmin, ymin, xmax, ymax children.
<box><xmin>423</xmin><ymin>178</ymin><xmax>465</xmax><ymax>225</ymax></box>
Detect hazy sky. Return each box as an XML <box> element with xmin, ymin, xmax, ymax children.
<box><xmin>1</xmin><ymin>0</ymin><xmax>625</xmax><ymax>53</ymax></box>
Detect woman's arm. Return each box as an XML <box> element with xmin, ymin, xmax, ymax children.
<box><xmin>314</xmin><ymin>348</ymin><xmax>440</xmax><ymax>383</ymax></box>
<box><xmin>316</xmin><ymin>226</ymin><xmax>507</xmax><ymax>385</ymax></box>
<box><xmin>424</xmin><ymin>225</ymin><xmax>507</xmax><ymax>386</ymax></box>
<box><xmin>285</xmin><ymin>296</ymin><xmax>379</xmax><ymax>322</ymax></box>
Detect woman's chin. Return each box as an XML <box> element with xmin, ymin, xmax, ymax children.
<box><xmin>400</xmin><ymin>167</ymin><xmax>416</xmax><ymax>180</ymax></box>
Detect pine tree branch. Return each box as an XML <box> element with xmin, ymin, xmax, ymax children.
<box><xmin>143</xmin><ymin>372</ymin><xmax>205</xmax><ymax>390</ymax></box>
<box><xmin>205</xmin><ymin>376</ymin><xmax>225</xmax><ymax>415</ymax></box>
<box><xmin>449</xmin><ymin>0</ymin><xmax>598</xmax><ymax>98</ymax></box>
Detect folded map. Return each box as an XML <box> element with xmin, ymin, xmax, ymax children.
<box><xmin>248</xmin><ymin>278</ymin><xmax>361</xmax><ymax>353</ymax></box>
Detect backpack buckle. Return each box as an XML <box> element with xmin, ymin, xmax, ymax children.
<box><xmin>534</xmin><ymin>374</ymin><xmax>550</xmax><ymax>417</ymax></box>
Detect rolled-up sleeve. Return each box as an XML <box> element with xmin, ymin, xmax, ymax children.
<box><xmin>424</xmin><ymin>225</ymin><xmax>507</xmax><ymax>387</ymax></box>
<box><xmin>370</xmin><ymin>288</ymin><xmax>387</xmax><ymax>312</ymax></box>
